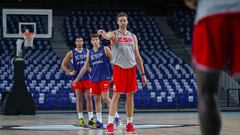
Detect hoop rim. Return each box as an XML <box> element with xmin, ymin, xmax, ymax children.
<box><xmin>22</xmin><ymin>32</ymin><xmax>35</xmax><ymax>48</ymax></box>
<box><xmin>22</xmin><ymin>32</ymin><xmax>36</xmax><ymax>37</ymax></box>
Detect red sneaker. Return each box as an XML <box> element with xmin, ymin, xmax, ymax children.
<box><xmin>126</xmin><ymin>123</ymin><xmax>137</xmax><ymax>134</ymax></box>
<box><xmin>106</xmin><ymin>123</ymin><xmax>114</xmax><ymax>135</ymax></box>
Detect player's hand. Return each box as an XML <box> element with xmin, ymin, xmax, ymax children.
<box><xmin>141</xmin><ymin>75</ymin><xmax>147</xmax><ymax>86</ymax></box>
<box><xmin>184</xmin><ymin>0</ymin><xmax>197</xmax><ymax>10</ymax></box>
<box><xmin>69</xmin><ymin>70</ymin><xmax>76</xmax><ymax>76</ymax></box>
<box><xmin>97</xmin><ymin>29</ymin><xmax>105</xmax><ymax>36</ymax></box>
<box><xmin>72</xmin><ymin>79</ymin><xmax>78</xmax><ymax>85</ymax></box>
<box><xmin>88</xmin><ymin>67</ymin><xmax>91</xmax><ymax>72</ymax></box>
<box><xmin>111</xmin><ymin>76</ymin><xmax>113</xmax><ymax>82</ymax></box>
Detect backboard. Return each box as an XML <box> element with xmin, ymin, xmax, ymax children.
<box><xmin>2</xmin><ymin>9</ymin><xmax>52</xmax><ymax>38</ymax></box>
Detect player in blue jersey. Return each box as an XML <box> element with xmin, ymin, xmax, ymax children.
<box><xmin>61</xmin><ymin>36</ymin><xmax>96</xmax><ymax>128</ymax></box>
<box><xmin>73</xmin><ymin>33</ymin><xmax>121</xmax><ymax>128</ymax></box>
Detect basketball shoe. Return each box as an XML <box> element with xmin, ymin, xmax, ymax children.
<box><xmin>77</xmin><ymin>118</ymin><xmax>84</xmax><ymax>127</ymax></box>
<box><xmin>126</xmin><ymin>123</ymin><xmax>137</xmax><ymax>134</ymax></box>
<box><xmin>106</xmin><ymin>123</ymin><xmax>114</xmax><ymax>135</ymax></box>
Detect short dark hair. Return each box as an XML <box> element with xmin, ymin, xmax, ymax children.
<box><xmin>116</xmin><ymin>12</ymin><xmax>128</xmax><ymax>21</ymax></box>
<box><xmin>75</xmin><ymin>36</ymin><xmax>83</xmax><ymax>41</ymax></box>
<box><xmin>90</xmin><ymin>33</ymin><xmax>99</xmax><ymax>38</ymax></box>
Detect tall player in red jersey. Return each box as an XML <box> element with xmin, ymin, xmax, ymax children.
<box><xmin>98</xmin><ymin>12</ymin><xmax>147</xmax><ymax>134</ymax></box>
<box><xmin>185</xmin><ymin>0</ymin><xmax>240</xmax><ymax>135</ymax></box>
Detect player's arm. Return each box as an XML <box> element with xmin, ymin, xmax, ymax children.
<box><xmin>74</xmin><ymin>51</ymin><xmax>90</xmax><ymax>82</ymax></box>
<box><xmin>86</xmin><ymin>49</ymin><xmax>91</xmax><ymax>72</ymax></box>
<box><xmin>97</xmin><ymin>29</ymin><xmax>115</xmax><ymax>41</ymax></box>
<box><xmin>104</xmin><ymin>46</ymin><xmax>113</xmax><ymax>82</ymax></box>
<box><xmin>104</xmin><ymin>46</ymin><xmax>113</xmax><ymax>60</ymax></box>
<box><xmin>61</xmin><ymin>51</ymin><xmax>76</xmax><ymax>76</ymax></box>
<box><xmin>133</xmin><ymin>35</ymin><xmax>147</xmax><ymax>86</ymax></box>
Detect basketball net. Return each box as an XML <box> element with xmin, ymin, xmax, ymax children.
<box><xmin>23</xmin><ymin>32</ymin><xmax>35</xmax><ymax>48</ymax></box>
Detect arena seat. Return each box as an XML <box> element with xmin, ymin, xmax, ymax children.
<box><xmin>167</xmin><ymin>7</ymin><xmax>195</xmax><ymax>44</ymax></box>
<box><xmin>0</xmin><ymin>9</ymin><xmax>197</xmax><ymax>110</ymax></box>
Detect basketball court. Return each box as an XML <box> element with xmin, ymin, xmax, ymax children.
<box><xmin>0</xmin><ymin>1</ymin><xmax>240</xmax><ymax>135</ymax></box>
<box><xmin>0</xmin><ymin>112</ymin><xmax>239</xmax><ymax>135</ymax></box>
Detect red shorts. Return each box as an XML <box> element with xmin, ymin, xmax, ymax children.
<box><xmin>192</xmin><ymin>12</ymin><xmax>240</xmax><ymax>77</ymax></box>
<box><xmin>90</xmin><ymin>80</ymin><xmax>110</xmax><ymax>95</ymax></box>
<box><xmin>72</xmin><ymin>80</ymin><xmax>90</xmax><ymax>91</ymax></box>
<box><xmin>113</xmin><ymin>65</ymin><xmax>137</xmax><ymax>93</ymax></box>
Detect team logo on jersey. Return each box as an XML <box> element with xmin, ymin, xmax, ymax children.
<box><xmin>75</xmin><ymin>54</ymin><xmax>86</xmax><ymax>60</ymax></box>
<box><xmin>118</xmin><ymin>37</ymin><xmax>133</xmax><ymax>43</ymax></box>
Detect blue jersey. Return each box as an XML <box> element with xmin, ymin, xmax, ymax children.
<box><xmin>71</xmin><ymin>48</ymin><xmax>90</xmax><ymax>80</ymax></box>
<box><xmin>89</xmin><ymin>45</ymin><xmax>111</xmax><ymax>82</ymax></box>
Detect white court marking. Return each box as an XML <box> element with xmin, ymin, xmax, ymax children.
<box><xmin>0</xmin><ymin>124</ymin><xmax>196</xmax><ymax>131</ymax></box>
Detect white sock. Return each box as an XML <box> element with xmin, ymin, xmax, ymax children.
<box><xmin>127</xmin><ymin>117</ymin><xmax>133</xmax><ymax>124</ymax></box>
<box><xmin>96</xmin><ymin>113</ymin><xmax>102</xmax><ymax>123</ymax></box>
<box><xmin>115</xmin><ymin>112</ymin><xmax>119</xmax><ymax>118</ymax></box>
<box><xmin>88</xmin><ymin>112</ymin><xmax>93</xmax><ymax>120</ymax></box>
<box><xmin>78</xmin><ymin>112</ymin><xmax>83</xmax><ymax>119</ymax></box>
<box><xmin>108</xmin><ymin>115</ymin><xmax>114</xmax><ymax>124</ymax></box>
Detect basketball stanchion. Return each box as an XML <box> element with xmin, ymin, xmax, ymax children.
<box><xmin>1</xmin><ymin>39</ymin><xmax>35</xmax><ymax>115</ymax></box>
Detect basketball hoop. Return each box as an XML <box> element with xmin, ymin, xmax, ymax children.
<box><xmin>22</xmin><ymin>32</ymin><xmax>35</xmax><ymax>48</ymax></box>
